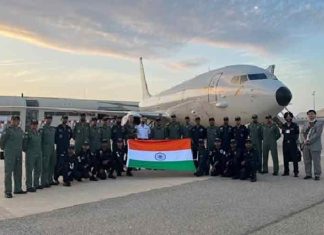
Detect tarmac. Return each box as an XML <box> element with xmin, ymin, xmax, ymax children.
<box><xmin>0</xmin><ymin>140</ymin><xmax>324</xmax><ymax>234</ymax></box>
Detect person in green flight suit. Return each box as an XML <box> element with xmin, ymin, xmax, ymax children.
<box><xmin>166</xmin><ymin>114</ymin><xmax>182</xmax><ymax>139</ymax></box>
<box><xmin>73</xmin><ymin>113</ymin><xmax>90</xmax><ymax>153</ymax></box>
<box><xmin>206</xmin><ymin>117</ymin><xmax>218</xmax><ymax>151</ymax></box>
<box><xmin>262</xmin><ymin>115</ymin><xmax>281</xmax><ymax>175</ymax></box>
<box><xmin>0</xmin><ymin>115</ymin><xmax>26</xmax><ymax>198</ymax></box>
<box><xmin>182</xmin><ymin>116</ymin><xmax>193</xmax><ymax>139</ymax></box>
<box><xmin>23</xmin><ymin>119</ymin><xmax>42</xmax><ymax>192</ymax></box>
<box><xmin>150</xmin><ymin>118</ymin><xmax>167</xmax><ymax>139</ymax></box>
<box><xmin>89</xmin><ymin>117</ymin><xmax>102</xmax><ymax>153</ymax></box>
<box><xmin>248</xmin><ymin>114</ymin><xmax>263</xmax><ymax>172</ymax></box>
<box><xmin>101</xmin><ymin>116</ymin><xmax>112</xmax><ymax>148</ymax></box>
<box><xmin>41</xmin><ymin>114</ymin><xmax>57</xmax><ymax>187</ymax></box>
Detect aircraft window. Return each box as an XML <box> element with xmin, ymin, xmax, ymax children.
<box><xmin>240</xmin><ymin>75</ymin><xmax>248</xmax><ymax>83</ymax></box>
<box><xmin>248</xmin><ymin>74</ymin><xmax>267</xmax><ymax>80</ymax></box>
<box><xmin>231</xmin><ymin>76</ymin><xmax>240</xmax><ymax>84</ymax></box>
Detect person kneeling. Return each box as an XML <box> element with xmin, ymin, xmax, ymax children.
<box><xmin>66</xmin><ymin>146</ymin><xmax>82</xmax><ymax>183</ymax></box>
<box><xmin>209</xmin><ymin>138</ymin><xmax>227</xmax><ymax>176</ymax></box>
<box><xmin>240</xmin><ymin>138</ymin><xmax>257</xmax><ymax>182</ymax></box>
<box><xmin>96</xmin><ymin>139</ymin><xmax>116</xmax><ymax>179</ymax></box>
<box><xmin>114</xmin><ymin>138</ymin><xmax>133</xmax><ymax>177</ymax></box>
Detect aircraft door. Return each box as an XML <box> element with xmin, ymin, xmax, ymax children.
<box><xmin>208</xmin><ymin>72</ymin><xmax>223</xmax><ymax>103</ymax></box>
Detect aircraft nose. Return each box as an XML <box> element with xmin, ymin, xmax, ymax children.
<box><xmin>276</xmin><ymin>87</ymin><xmax>292</xmax><ymax>106</ymax></box>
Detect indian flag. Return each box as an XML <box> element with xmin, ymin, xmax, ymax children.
<box><xmin>127</xmin><ymin>139</ymin><xmax>195</xmax><ymax>172</ymax></box>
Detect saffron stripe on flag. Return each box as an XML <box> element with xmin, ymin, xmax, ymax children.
<box><xmin>128</xmin><ymin>149</ymin><xmax>193</xmax><ymax>162</ymax></box>
<box><xmin>128</xmin><ymin>139</ymin><xmax>191</xmax><ymax>151</ymax></box>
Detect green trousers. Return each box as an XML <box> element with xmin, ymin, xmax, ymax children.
<box><xmin>25</xmin><ymin>152</ymin><xmax>42</xmax><ymax>189</ymax></box>
<box><xmin>4</xmin><ymin>150</ymin><xmax>22</xmax><ymax>193</ymax></box>
<box><xmin>262</xmin><ymin>142</ymin><xmax>279</xmax><ymax>173</ymax></box>
<box><xmin>41</xmin><ymin>146</ymin><xmax>55</xmax><ymax>186</ymax></box>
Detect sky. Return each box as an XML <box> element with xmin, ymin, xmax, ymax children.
<box><xmin>0</xmin><ymin>0</ymin><xmax>323</xmax><ymax>114</ymax></box>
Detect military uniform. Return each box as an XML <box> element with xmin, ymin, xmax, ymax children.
<box><xmin>23</xmin><ymin>128</ymin><xmax>42</xmax><ymax>190</ymax></box>
<box><xmin>0</xmin><ymin>124</ymin><xmax>24</xmax><ymax>195</ymax></box>
<box><xmin>209</xmin><ymin>147</ymin><xmax>227</xmax><ymax>176</ymax></box>
<box><xmin>151</xmin><ymin>124</ymin><xmax>167</xmax><ymax>139</ymax></box>
<box><xmin>73</xmin><ymin>122</ymin><xmax>90</xmax><ymax>153</ymax></box>
<box><xmin>66</xmin><ymin>153</ymin><xmax>82</xmax><ymax>182</ymax></box>
<box><xmin>89</xmin><ymin>125</ymin><xmax>102</xmax><ymax>153</ymax></box>
<box><xmin>218</xmin><ymin>125</ymin><xmax>233</xmax><ymax>151</ymax></box>
<box><xmin>111</xmin><ymin>123</ymin><xmax>126</xmax><ymax>150</ymax></box>
<box><xmin>190</xmin><ymin>124</ymin><xmax>207</xmax><ymax>168</ymax></box>
<box><xmin>194</xmin><ymin>144</ymin><xmax>209</xmax><ymax>176</ymax></box>
<box><xmin>76</xmin><ymin>149</ymin><xmax>92</xmax><ymax>179</ymax></box>
<box><xmin>41</xmin><ymin>123</ymin><xmax>56</xmax><ymax>187</ymax></box>
<box><xmin>232</xmin><ymin>125</ymin><xmax>249</xmax><ymax>151</ymax></box>
<box><xmin>248</xmin><ymin>122</ymin><xmax>263</xmax><ymax>171</ymax></box>
<box><xmin>206</xmin><ymin>125</ymin><xmax>218</xmax><ymax>150</ymax></box>
<box><xmin>240</xmin><ymin>148</ymin><xmax>258</xmax><ymax>182</ymax></box>
<box><xmin>166</xmin><ymin>121</ymin><xmax>182</xmax><ymax>139</ymax></box>
<box><xmin>96</xmin><ymin>147</ymin><xmax>116</xmax><ymax>179</ymax></box>
<box><xmin>101</xmin><ymin>124</ymin><xmax>112</xmax><ymax>145</ymax></box>
<box><xmin>228</xmin><ymin>146</ymin><xmax>243</xmax><ymax>179</ymax></box>
<box><xmin>182</xmin><ymin>122</ymin><xmax>192</xmax><ymax>139</ymax></box>
<box><xmin>282</xmin><ymin>122</ymin><xmax>300</xmax><ymax>175</ymax></box>
<box><xmin>262</xmin><ymin>123</ymin><xmax>281</xmax><ymax>174</ymax></box>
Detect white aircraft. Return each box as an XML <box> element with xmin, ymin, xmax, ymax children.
<box><xmin>136</xmin><ymin>57</ymin><xmax>292</xmax><ymax>126</ymax></box>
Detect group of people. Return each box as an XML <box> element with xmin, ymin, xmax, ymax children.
<box><xmin>1</xmin><ymin>109</ymin><xmax>322</xmax><ymax>198</ymax></box>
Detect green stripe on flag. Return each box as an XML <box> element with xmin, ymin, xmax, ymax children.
<box><xmin>128</xmin><ymin>159</ymin><xmax>196</xmax><ymax>172</ymax></box>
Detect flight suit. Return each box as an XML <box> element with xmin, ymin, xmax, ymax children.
<box><xmin>23</xmin><ymin>129</ymin><xmax>42</xmax><ymax>189</ymax></box>
<box><xmin>232</xmin><ymin>125</ymin><xmax>249</xmax><ymax>151</ymax></box>
<box><xmin>240</xmin><ymin>148</ymin><xmax>258</xmax><ymax>181</ymax></box>
<box><xmin>262</xmin><ymin>123</ymin><xmax>281</xmax><ymax>174</ymax></box>
<box><xmin>101</xmin><ymin>124</ymin><xmax>112</xmax><ymax>146</ymax></box>
<box><xmin>0</xmin><ymin>126</ymin><xmax>24</xmax><ymax>194</ymax></box>
<box><xmin>218</xmin><ymin>125</ymin><xmax>233</xmax><ymax>151</ymax></box>
<box><xmin>41</xmin><ymin>124</ymin><xmax>56</xmax><ymax>186</ymax></box>
<box><xmin>111</xmin><ymin>124</ymin><xmax>126</xmax><ymax>151</ymax></box>
<box><xmin>182</xmin><ymin>123</ymin><xmax>192</xmax><ymax>139</ymax></box>
<box><xmin>248</xmin><ymin>122</ymin><xmax>263</xmax><ymax>171</ymax></box>
<box><xmin>114</xmin><ymin>147</ymin><xmax>129</xmax><ymax>176</ymax></box>
<box><xmin>190</xmin><ymin>125</ymin><xmax>207</xmax><ymax>167</ymax></box>
<box><xmin>89</xmin><ymin>125</ymin><xmax>102</xmax><ymax>153</ymax></box>
<box><xmin>194</xmin><ymin>146</ymin><xmax>209</xmax><ymax>176</ymax></box>
<box><xmin>166</xmin><ymin>121</ymin><xmax>182</xmax><ymax>139</ymax></box>
<box><xmin>209</xmin><ymin>148</ymin><xmax>227</xmax><ymax>176</ymax></box>
<box><xmin>282</xmin><ymin>122</ymin><xmax>299</xmax><ymax>175</ymax></box>
<box><xmin>73</xmin><ymin>122</ymin><xmax>90</xmax><ymax>153</ymax></box>
<box><xmin>124</xmin><ymin>123</ymin><xmax>137</xmax><ymax>141</ymax></box>
<box><xmin>151</xmin><ymin>124</ymin><xmax>167</xmax><ymax>140</ymax></box>
<box><xmin>96</xmin><ymin>148</ymin><xmax>116</xmax><ymax>179</ymax></box>
<box><xmin>76</xmin><ymin>150</ymin><xmax>92</xmax><ymax>179</ymax></box>
<box><xmin>66</xmin><ymin>154</ymin><xmax>82</xmax><ymax>182</ymax></box>
<box><xmin>206</xmin><ymin>125</ymin><xmax>218</xmax><ymax>150</ymax></box>
<box><xmin>228</xmin><ymin>147</ymin><xmax>243</xmax><ymax>179</ymax></box>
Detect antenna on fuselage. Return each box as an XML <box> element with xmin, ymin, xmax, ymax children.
<box><xmin>139</xmin><ymin>57</ymin><xmax>151</xmax><ymax>100</ymax></box>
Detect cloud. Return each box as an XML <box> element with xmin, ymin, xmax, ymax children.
<box><xmin>0</xmin><ymin>0</ymin><xmax>323</xmax><ymax>59</ymax></box>
<box><xmin>164</xmin><ymin>57</ymin><xmax>209</xmax><ymax>70</ymax></box>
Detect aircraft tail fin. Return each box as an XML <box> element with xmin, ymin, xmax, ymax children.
<box><xmin>139</xmin><ymin>57</ymin><xmax>151</xmax><ymax>100</ymax></box>
<box><xmin>266</xmin><ymin>65</ymin><xmax>275</xmax><ymax>74</ymax></box>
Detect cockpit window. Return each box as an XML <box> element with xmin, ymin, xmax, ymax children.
<box><xmin>248</xmin><ymin>73</ymin><xmax>267</xmax><ymax>80</ymax></box>
<box><xmin>240</xmin><ymin>75</ymin><xmax>248</xmax><ymax>83</ymax></box>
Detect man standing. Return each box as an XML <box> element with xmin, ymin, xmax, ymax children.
<box><xmin>23</xmin><ymin>120</ymin><xmax>42</xmax><ymax>192</ymax></box>
<box><xmin>73</xmin><ymin>113</ymin><xmax>90</xmax><ymax>154</ymax></box>
<box><xmin>206</xmin><ymin>117</ymin><xmax>218</xmax><ymax>151</ymax></box>
<box><xmin>54</xmin><ymin>115</ymin><xmax>73</xmax><ymax>184</ymax></box>
<box><xmin>190</xmin><ymin>117</ymin><xmax>207</xmax><ymax>167</ymax></box>
<box><xmin>182</xmin><ymin>116</ymin><xmax>192</xmax><ymax>139</ymax></box>
<box><xmin>232</xmin><ymin>116</ymin><xmax>249</xmax><ymax>152</ymax></box>
<box><xmin>262</xmin><ymin>115</ymin><xmax>281</xmax><ymax>175</ymax></box>
<box><xmin>166</xmin><ymin>114</ymin><xmax>182</xmax><ymax>139</ymax></box>
<box><xmin>101</xmin><ymin>116</ymin><xmax>112</xmax><ymax>148</ymax></box>
<box><xmin>41</xmin><ymin>114</ymin><xmax>56</xmax><ymax>187</ymax></box>
<box><xmin>282</xmin><ymin>112</ymin><xmax>300</xmax><ymax>177</ymax></box>
<box><xmin>89</xmin><ymin>117</ymin><xmax>102</xmax><ymax>153</ymax></box>
<box><xmin>111</xmin><ymin>116</ymin><xmax>126</xmax><ymax>151</ymax></box>
<box><xmin>248</xmin><ymin>114</ymin><xmax>263</xmax><ymax>172</ymax></box>
<box><xmin>135</xmin><ymin>117</ymin><xmax>151</xmax><ymax>140</ymax></box>
<box><xmin>0</xmin><ymin>116</ymin><xmax>25</xmax><ymax>198</ymax></box>
<box><xmin>150</xmin><ymin>118</ymin><xmax>166</xmax><ymax>140</ymax></box>
<box><xmin>218</xmin><ymin>117</ymin><xmax>233</xmax><ymax>151</ymax></box>
<box><xmin>301</xmin><ymin>110</ymin><xmax>323</xmax><ymax>180</ymax></box>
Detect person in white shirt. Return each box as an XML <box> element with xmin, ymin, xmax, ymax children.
<box><xmin>135</xmin><ymin>117</ymin><xmax>151</xmax><ymax>140</ymax></box>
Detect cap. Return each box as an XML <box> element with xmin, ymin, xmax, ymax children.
<box><xmin>195</xmin><ymin>117</ymin><xmax>201</xmax><ymax>121</ymax></box>
<box><xmin>117</xmin><ymin>138</ymin><xmax>124</xmax><ymax>143</ymax></box>
<box><xmin>83</xmin><ymin>141</ymin><xmax>89</xmax><ymax>145</ymax></box>
<box><xmin>171</xmin><ymin>114</ymin><xmax>176</xmax><ymax>118</ymax></box>
<box><xmin>198</xmin><ymin>139</ymin><xmax>204</xmax><ymax>144</ymax></box>
<box><xmin>91</xmin><ymin>117</ymin><xmax>98</xmax><ymax>121</ymax></box>
<box><xmin>101</xmin><ymin>139</ymin><xmax>108</xmax><ymax>143</ymax></box>
<box><xmin>62</xmin><ymin>115</ymin><xmax>68</xmax><ymax>119</ymax></box>
<box><xmin>230</xmin><ymin>139</ymin><xmax>236</xmax><ymax>144</ymax></box>
<box><xmin>31</xmin><ymin>119</ymin><xmax>38</xmax><ymax>125</ymax></box>
<box><xmin>235</xmin><ymin>116</ymin><xmax>241</xmax><ymax>121</ymax></box>
<box><xmin>252</xmin><ymin>114</ymin><xmax>258</xmax><ymax>119</ymax></box>
<box><xmin>209</xmin><ymin>117</ymin><xmax>215</xmax><ymax>121</ymax></box>
<box><xmin>246</xmin><ymin>137</ymin><xmax>252</xmax><ymax>143</ymax></box>
<box><xmin>265</xmin><ymin>114</ymin><xmax>272</xmax><ymax>119</ymax></box>
<box><xmin>11</xmin><ymin>115</ymin><xmax>20</xmax><ymax>120</ymax></box>
<box><xmin>45</xmin><ymin>114</ymin><xmax>52</xmax><ymax>119</ymax></box>
<box><xmin>214</xmin><ymin>138</ymin><xmax>222</xmax><ymax>143</ymax></box>
<box><xmin>156</xmin><ymin>117</ymin><xmax>161</xmax><ymax>121</ymax></box>
<box><xmin>185</xmin><ymin>116</ymin><xmax>190</xmax><ymax>120</ymax></box>
<box><xmin>223</xmin><ymin>117</ymin><xmax>229</xmax><ymax>121</ymax></box>
<box><xmin>80</xmin><ymin>113</ymin><xmax>86</xmax><ymax>117</ymax></box>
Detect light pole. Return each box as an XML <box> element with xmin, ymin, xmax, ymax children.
<box><xmin>312</xmin><ymin>91</ymin><xmax>316</xmax><ymax>110</ymax></box>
